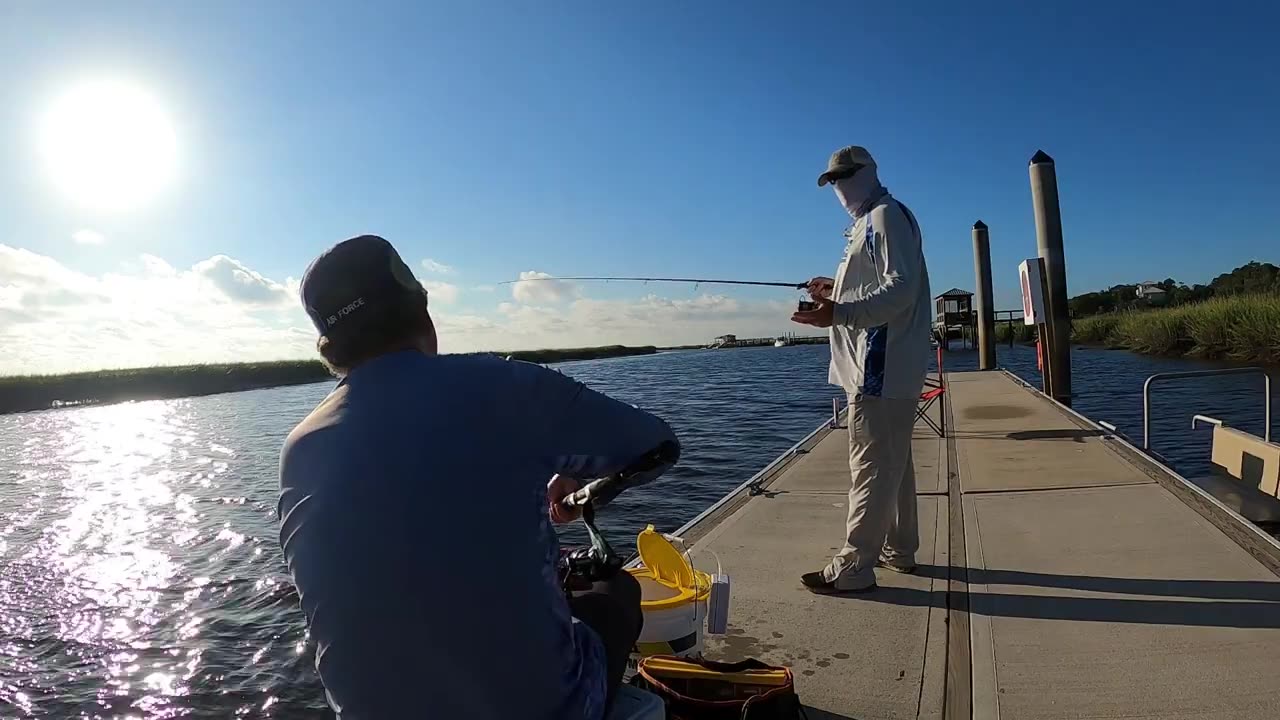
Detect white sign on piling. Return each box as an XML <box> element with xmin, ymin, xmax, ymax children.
<box><xmin>1019</xmin><ymin>259</ymin><xmax>1047</xmax><ymax>326</ymax></box>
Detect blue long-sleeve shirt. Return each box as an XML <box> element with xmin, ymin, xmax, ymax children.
<box><xmin>277</xmin><ymin>350</ymin><xmax>679</xmax><ymax>720</ymax></box>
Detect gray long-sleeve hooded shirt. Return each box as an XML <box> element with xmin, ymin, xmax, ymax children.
<box><xmin>828</xmin><ymin>184</ymin><xmax>933</xmax><ymax>399</ymax></box>
<box><xmin>277</xmin><ymin>350</ymin><xmax>679</xmax><ymax>720</ymax></box>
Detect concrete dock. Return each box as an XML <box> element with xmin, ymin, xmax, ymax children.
<box><xmin>684</xmin><ymin>370</ymin><xmax>1280</xmax><ymax>719</ymax></box>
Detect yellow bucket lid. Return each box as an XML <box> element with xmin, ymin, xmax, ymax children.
<box><xmin>636</xmin><ymin>525</ymin><xmax>693</xmax><ymax>589</ymax></box>
<box><xmin>630</xmin><ymin>525</ymin><xmax>711</xmax><ymax>611</ymax></box>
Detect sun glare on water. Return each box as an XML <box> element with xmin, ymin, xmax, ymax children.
<box><xmin>38</xmin><ymin>78</ymin><xmax>178</xmax><ymax>211</ymax></box>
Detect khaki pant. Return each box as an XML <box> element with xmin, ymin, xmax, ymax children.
<box><xmin>823</xmin><ymin>393</ymin><xmax>920</xmax><ymax>590</ymax></box>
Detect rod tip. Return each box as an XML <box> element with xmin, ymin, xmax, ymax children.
<box><xmin>1030</xmin><ymin>149</ymin><xmax>1054</xmax><ymax>165</ymax></box>
<box><xmin>973</xmin><ymin>220</ymin><xmax>988</xmax><ymax>230</ymax></box>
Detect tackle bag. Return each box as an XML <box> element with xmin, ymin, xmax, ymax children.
<box><xmin>631</xmin><ymin>655</ymin><xmax>807</xmax><ymax>719</ymax></box>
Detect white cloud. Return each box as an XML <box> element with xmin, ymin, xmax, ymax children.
<box><xmin>0</xmin><ymin>244</ymin><xmax>312</xmax><ymax>375</ymax></box>
<box><xmin>72</xmin><ymin>229</ymin><xmax>106</xmax><ymax>245</ymax></box>
<box><xmin>421</xmin><ymin>258</ymin><xmax>454</xmax><ymax>274</ymax></box>
<box><xmin>421</xmin><ymin>280</ymin><xmax>460</xmax><ymax>305</ymax></box>
<box><xmin>0</xmin><ymin>284</ymin><xmax>23</xmax><ymax>311</ymax></box>
<box><xmin>192</xmin><ymin>254</ymin><xmax>293</xmax><ymax>305</ymax></box>
<box><xmin>0</xmin><ymin>244</ymin><xmax>805</xmax><ymax>373</ymax></box>
<box><xmin>0</xmin><ymin>244</ymin><xmax>110</xmax><ymax>310</ymax></box>
<box><xmin>140</xmin><ymin>254</ymin><xmax>175</xmax><ymax>276</ymax></box>
<box><xmin>511</xmin><ymin>271</ymin><xmax>579</xmax><ymax>304</ymax></box>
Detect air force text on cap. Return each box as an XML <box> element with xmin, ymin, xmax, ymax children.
<box><xmin>327</xmin><ymin>297</ymin><xmax>366</xmax><ymax>328</ymax></box>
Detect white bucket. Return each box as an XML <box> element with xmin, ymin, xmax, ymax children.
<box><xmin>627</xmin><ymin>569</ymin><xmax>708</xmax><ymax>669</ymax></box>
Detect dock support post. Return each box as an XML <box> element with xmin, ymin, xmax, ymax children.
<box><xmin>1029</xmin><ymin>150</ymin><xmax>1072</xmax><ymax>406</ymax></box>
<box><xmin>972</xmin><ymin>221</ymin><xmax>997</xmax><ymax>370</ymax></box>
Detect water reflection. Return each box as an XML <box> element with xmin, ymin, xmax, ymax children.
<box><xmin>1</xmin><ymin>392</ymin><xmax>316</xmax><ymax>718</ymax></box>
<box><xmin>30</xmin><ymin>402</ymin><xmax>192</xmax><ymax>713</ymax></box>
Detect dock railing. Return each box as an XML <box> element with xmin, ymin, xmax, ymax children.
<box><xmin>1142</xmin><ymin>367</ymin><xmax>1272</xmax><ymax>449</ymax></box>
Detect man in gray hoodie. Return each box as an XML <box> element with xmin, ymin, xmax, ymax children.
<box><xmin>792</xmin><ymin>146</ymin><xmax>933</xmax><ymax>593</ymax></box>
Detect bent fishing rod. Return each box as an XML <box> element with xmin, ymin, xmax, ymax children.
<box><xmin>499</xmin><ymin>275</ymin><xmax>808</xmax><ymax>290</ymax></box>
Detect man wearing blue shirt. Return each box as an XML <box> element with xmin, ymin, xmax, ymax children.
<box><xmin>278</xmin><ymin>235</ymin><xmax>680</xmax><ymax>719</ymax></box>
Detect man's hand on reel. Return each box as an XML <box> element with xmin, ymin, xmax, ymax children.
<box><xmin>806</xmin><ymin>275</ymin><xmax>834</xmax><ymax>300</ymax></box>
<box><xmin>547</xmin><ymin>474</ymin><xmax>584</xmax><ymax>524</ymax></box>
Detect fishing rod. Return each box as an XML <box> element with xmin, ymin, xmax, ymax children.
<box><xmin>500</xmin><ymin>275</ymin><xmax>808</xmax><ymax>289</ymax></box>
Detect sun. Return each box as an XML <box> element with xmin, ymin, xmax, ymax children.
<box><xmin>38</xmin><ymin>79</ymin><xmax>177</xmax><ymax>212</ymax></box>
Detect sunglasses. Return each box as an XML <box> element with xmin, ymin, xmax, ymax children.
<box><xmin>825</xmin><ymin>165</ymin><xmax>865</xmax><ymax>184</ymax></box>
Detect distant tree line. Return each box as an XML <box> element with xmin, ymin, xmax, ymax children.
<box><xmin>1068</xmin><ymin>261</ymin><xmax>1280</xmax><ymax>317</ymax></box>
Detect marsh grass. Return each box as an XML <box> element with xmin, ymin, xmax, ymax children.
<box><xmin>1070</xmin><ymin>295</ymin><xmax>1280</xmax><ymax>363</ymax></box>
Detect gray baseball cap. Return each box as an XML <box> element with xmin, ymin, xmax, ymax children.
<box><xmin>817</xmin><ymin>145</ymin><xmax>877</xmax><ymax>186</ymax></box>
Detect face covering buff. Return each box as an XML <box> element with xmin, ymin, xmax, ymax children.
<box><xmin>833</xmin><ymin>168</ymin><xmax>884</xmax><ymax>218</ymax></box>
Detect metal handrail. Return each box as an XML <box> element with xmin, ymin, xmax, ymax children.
<box><xmin>1191</xmin><ymin>414</ymin><xmax>1224</xmax><ymax>430</ymax></box>
<box><xmin>1143</xmin><ymin>368</ymin><xmax>1271</xmax><ymax>449</ymax></box>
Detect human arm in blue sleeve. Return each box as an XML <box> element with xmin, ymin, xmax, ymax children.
<box><xmin>833</xmin><ymin>202</ymin><xmax>925</xmax><ymax>328</ymax></box>
<box><xmin>515</xmin><ymin>361</ymin><xmax>680</xmax><ymax>486</ymax></box>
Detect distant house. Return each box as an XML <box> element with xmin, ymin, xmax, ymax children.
<box><xmin>710</xmin><ymin>334</ymin><xmax>737</xmax><ymax>349</ymax></box>
<box><xmin>1135</xmin><ymin>282</ymin><xmax>1169</xmax><ymax>306</ymax></box>
<box><xmin>935</xmin><ymin>288</ymin><xmax>973</xmax><ymax>320</ymax></box>
<box><xmin>933</xmin><ymin>289</ymin><xmax>976</xmax><ymax>349</ymax></box>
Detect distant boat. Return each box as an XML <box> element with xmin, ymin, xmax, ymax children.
<box><xmin>774</xmin><ymin>336</ymin><xmax>792</xmax><ymax>348</ymax></box>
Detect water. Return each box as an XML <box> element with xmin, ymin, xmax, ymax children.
<box><xmin>1</xmin><ymin>344</ymin><xmax>1275</xmax><ymax>718</ymax></box>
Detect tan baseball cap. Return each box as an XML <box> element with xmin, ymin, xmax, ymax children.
<box><xmin>817</xmin><ymin>145</ymin><xmax>877</xmax><ymax>186</ymax></box>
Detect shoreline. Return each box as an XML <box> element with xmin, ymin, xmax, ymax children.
<box><xmin>0</xmin><ymin>345</ymin><xmax>659</xmax><ymax>415</ymax></box>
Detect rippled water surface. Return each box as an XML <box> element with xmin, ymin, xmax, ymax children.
<box><xmin>1</xmin><ymin>344</ymin><xmax>1275</xmax><ymax>718</ymax></box>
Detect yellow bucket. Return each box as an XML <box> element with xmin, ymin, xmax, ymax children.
<box><xmin>627</xmin><ymin>525</ymin><xmax>711</xmax><ymax>662</ymax></box>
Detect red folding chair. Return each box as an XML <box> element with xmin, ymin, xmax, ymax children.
<box><xmin>917</xmin><ymin>346</ymin><xmax>946</xmax><ymax>437</ymax></box>
<box><xmin>917</xmin><ymin>381</ymin><xmax>946</xmax><ymax>437</ymax></box>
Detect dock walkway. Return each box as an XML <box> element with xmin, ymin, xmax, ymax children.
<box><xmin>684</xmin><ymin>370</ymin><xmax>1280</xmax><ymax>719</ymax></box>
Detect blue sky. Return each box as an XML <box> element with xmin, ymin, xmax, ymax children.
<box><xmin>1</xmin><ymin>2</ymin><xmax>1277</xmax><ymax>372</ymax></box>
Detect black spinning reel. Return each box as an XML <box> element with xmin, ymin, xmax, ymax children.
<box><xmin>558</xmin><ymin>476</ymin><xmax>622</xmax><ymax>584</ymax></box>
<box><xmin>558</xmin><ymin>488</ymin><xmax>624</xmax><ymax>588</ymax></box>
<box><xmin>556</xmin><ymin>442</ymin><xmax>680</xmax><ymax>589</ymax></box>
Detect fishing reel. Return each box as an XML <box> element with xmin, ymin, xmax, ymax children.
<box><xmin>796</xmin><ymin>281</ymin><xmax>823</xmax><ymax>312</ymax></box>
<box><xmin>558</xmin><ymin>478</ymin><xmax>624</xmax><ymax>588</ymax></box>
<box><xmin>556</xmin><ymin>442</ymin><xmax>679</xmax><ymax>590</ymax></box>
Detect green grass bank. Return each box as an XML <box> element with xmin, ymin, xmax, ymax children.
<box><xmin>1070</xmin><ymin>295</ymin><xmax>1280</xmax><ymax>363</ymax></box>
<box><xmin>0</xmin><ymin>345</ymin><xmax>658</xmax><ymax>415</ymax></box>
